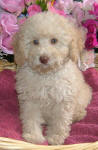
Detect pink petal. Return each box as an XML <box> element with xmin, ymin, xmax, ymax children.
<box><xmin>0</xmin><ymin>13</ymin><xmax>19</xmax><ymax>35</ymax></box>
<box><xmin>48</xmin><ymin>2</ymin><xmax>66</xmax><ymax>17</ymax></box>
<box><xmin>0</xmin><ymin>35</ymin><xmax>13</xmax><ymax>54</ymax></box>
<box><xmin>0</xmin><ymin>0</ymin><xmax>25</xmax><ymax>15</ymax></box>
<box><xmin>27</xmin><ymin>4</ymin><xmax>41</xmax><ymax>16</ymax></box>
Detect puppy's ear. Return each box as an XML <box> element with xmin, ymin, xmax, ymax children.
<box><xmin>69</xmin><ymin>26</ymin><xmax>86</xmax><ymax>64</ymax></box>
<box><xmin>12</xmin><ymin>31</ymin><xmax>26</xmax><ymax>67</ymax></box>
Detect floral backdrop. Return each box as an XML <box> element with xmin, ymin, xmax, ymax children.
<box><xmin>0</xmin><ymin>0</ymin><xmax>98</xmax><ymax>62</ymax></box>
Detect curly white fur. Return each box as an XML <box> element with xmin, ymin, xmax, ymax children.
<box><xmin>13</xmin><ymin>12</ymin><xmax>92</xmax><ymax>145</ymax></box>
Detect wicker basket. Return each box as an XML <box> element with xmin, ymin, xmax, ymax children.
<box><xmin>1</xmin><ymin>137</ymin><xmax>98</xmax><ymax>150</ymax></box>
<box><xmin>0</xmin><ymin>59</ymin><xmax>16</xmax><ymax>72</ymax></box>
<box><xmin>0</xmin><ymin>54</ymin><xmax>98</xmax><ymax>150</ymax></box>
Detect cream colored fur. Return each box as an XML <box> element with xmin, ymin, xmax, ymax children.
<box><xmin>13</xmin><ymin>12</ymin><xmax>92</xmax><ymax>145</ymax></box>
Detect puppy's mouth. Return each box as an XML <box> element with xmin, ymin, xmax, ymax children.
<box><xmin>30</xmin><ymin>55</ymin><xmax>69</xmax><ymax>74</ymax></box>
<box><xmin>32</xmin><ymin>62</ymin><xmax>59</xmax><ymax>74</ymax></box>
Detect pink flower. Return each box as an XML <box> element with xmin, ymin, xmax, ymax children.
<box><xmin>83</xmin><ymin>11</ymin><xmax>96</xmax><ymax>21</ymax></box>
<box><xmin>83</xmin><ymin>19</ymin><xmax>96</xmax><ymax>27</ymax></box>
<box><xmin>0</xmin><ymin>0</ymin><xmax>25</xmax><ymax>16</ymax></box>
<box><xmin>27</xmin><ymin>4</ymin><xmax>41</xmax><ymax>16</ymax></box>
<box><xmin>85</xmin><ymin>34</ymin><xmax>98</xmax><ymax>49</ymax></box>
<box><xmin>87</xmin><ymin>24</ymin><xmax>96</xmax><ymax>33</ymax></box>
<box><xmin>0</xmin><ymin>13</ymin><xmax>19</xmax><ymax>54</ymax></box>
<box><xmin>55</xmin><ymin>0</ymin><xmax>73</xmax><ymax>14</ymax></box>
<box><xmin>0</xmin><ymin>13</ymin><xmax>19</xmax><ymax>35</ymax></box>
<box><xmin>0</xmin><ymin>6</ymin><xmax>6</xmax><ymax>13</ymax></box>
<box><xmin>54</xmin><ymin>0</ymin><xmax>65</xmax><ymax>11</ymax></box>
<box><xmin>89</xmin><ymin>3</ymin><xmax>98</xmax><ymax>16</ymax></box>
<box><xmin>2</xmin><ymin>34</ymin><xmax>13</xmax><ymax>49</ymax></box>
<box><xmin>0</xmin><ymin>33</ymin><xmax>14</xmax><ymax>54</ymax></box>
<box><xmin>47</xmin><ymin>2</ymin><xmax>66</xmax><ymax>17</ymax></box>
<box><xmin>83</xmin><ymin>0</ymin><xmax>96</xmax><ymax>11</ymax></box>
<box><xmin>83</xmin><ymin>19</ymin><xmax>97</xmax><ymax>33</ymax></box>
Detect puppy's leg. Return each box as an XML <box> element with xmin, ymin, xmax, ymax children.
<box><xmin>19</xmin><ymin>102</ymin><xmax>45</xmax><ymax>144</ymax></box>
<box><xmin>46</xmin><ymin>101</ymin><xmax>74</xmax><ymax>145</ymax></box>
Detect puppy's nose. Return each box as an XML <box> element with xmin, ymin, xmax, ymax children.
<box><xmin>39</xmin><ymin>56</ymin><xmax>49</xmax><ymax>64</ymax></box>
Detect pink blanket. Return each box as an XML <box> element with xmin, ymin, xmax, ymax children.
<box><xmin>0</xmin><ymin>68</ymin><xmax>98</xmax><ymax>145</ymax></box>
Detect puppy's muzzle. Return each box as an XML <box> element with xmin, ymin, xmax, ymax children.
<box><xmin>39</xmin><ymin>55</ymin><xmax>49</xmax><ymax>64</ymax></box>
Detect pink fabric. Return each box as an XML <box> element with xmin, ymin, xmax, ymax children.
<box><xmin>0</xmin><ymin>68</ymin><xmax>98</xmax><ymax>144</ymax></box>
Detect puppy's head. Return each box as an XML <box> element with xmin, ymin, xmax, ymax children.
<box><xmin>13</xmin><ymin>12</ymin><xmax>86</xmax><ymax>74</ymax></box>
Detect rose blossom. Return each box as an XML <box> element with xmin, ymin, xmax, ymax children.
<box><xmin>0</xmin><ymin>13</ymin><xmax>19</xmax><ymax>35</ymax></box>
<box><xmin>27</xmin><ymin>4</ymin><xmax>41</xmax><ymax>16</ymax></box>
<box><xmin>55</xmin><ymin>0</ymin><xmax>73</xmax><ymax>14</ymax></box>
<box><xmin>93</xmin><ymin>3</ymin><xmax>98</xmax><ymax>16</ymax></box>
<box><xmin>0</xmin><ymin>13</ymin><xmax>19</xmax><ymax>54</ymax></box>
<box><xmin>82</xmin><ymin>0</ymin><xmax>98</xmax><ymax>11</ymax></box>
<box><xmin>89</xmin><ymin>3</ymin><xmax>98</xmax><ymax>16</ymax></box>
<box><xmin>83</xmin><ymin>19</ymin><xmax>97</xmax><ymax>34</ymax></box>
<box><xmin>83</xmin><ymin>19</ymin><xmax>97</xmax><ymax>27</ymax></box>
<box><xmin>85</xmin><ymin>34</ymin><xmax>98</xmax><ymax>49</ymax></box>
<box><xmin>0</xmin><ymin>0</ymin><xmax>25</xmax><ymax>16</ymax></box>
<box><xmin>87</xmin><ymin>24</ymin><xmax>96</xmax><ymax>33</ymax></box>
<box><xmin>0</xmin><ymin>33</ymin><xmax>14</xmax><ymax>54</ymax></box>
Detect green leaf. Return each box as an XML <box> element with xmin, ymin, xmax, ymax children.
<box><xmin>36</xmin><ymin>0</ymin><xmax>48</xmax><ymax>11</ymax></box>
<box><xmin>22</xmin><ymin>7</ymin><xmax>27</xmax><ymax>15</ymax></box>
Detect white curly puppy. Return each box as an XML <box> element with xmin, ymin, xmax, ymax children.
<box><xmin>13</xmin><ymin>12</ymin><xmax>92</xmax><ymax>145</ymax></box>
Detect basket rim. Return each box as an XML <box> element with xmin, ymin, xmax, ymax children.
<box><xmin>0</xmin><ymin>137</ymin><xmax>98</xmax><ymax>150</ymax></box>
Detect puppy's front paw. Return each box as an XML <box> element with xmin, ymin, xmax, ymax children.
<box><xmin>46</xmin><ymin>134</ymin><xmax>65</xmax><ymax>145</ymax></box>
<box><xmin>23</xmin><ymin>133</ymin><xmax>45</xmax><ymax>144</ymax></box>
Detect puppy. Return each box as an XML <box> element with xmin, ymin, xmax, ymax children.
<box><xmin>13</xmin><ymin>12</ymin><xmax>92</xmax><ymax>145</ymax></box>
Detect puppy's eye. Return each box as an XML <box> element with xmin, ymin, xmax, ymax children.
<box><xmin>51</xmin><ymin>38</ymin><xmax>58</xmax><ymax>44</ymax></box>
<box><xmin>33</xmin><ymin>39</ymin><xmax>39</xmax><ymax>45</ymax></box>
